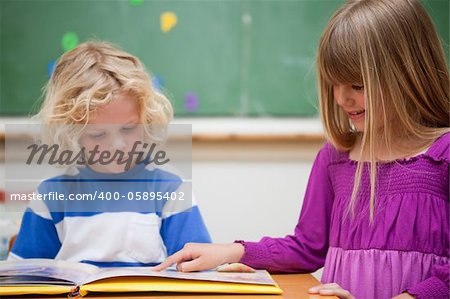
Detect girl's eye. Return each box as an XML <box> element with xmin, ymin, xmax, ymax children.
<box><xmin>122</xmin><ymin>125</ymin><xmax>137</xmax><ymax>132</ymax></box>
<box><xmin>352</xmin><ymin>85</ymin><xmax>364</xmax><ymax>91</ymax></box>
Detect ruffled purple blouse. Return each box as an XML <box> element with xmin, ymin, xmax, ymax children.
<box><xmin>239</xmin><ymin>133</ymin><xmax>449</xmax><ymax>299</ymax></box>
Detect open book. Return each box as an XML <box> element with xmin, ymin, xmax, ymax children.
<box><xmin>0</xmin><ymin>259</ymin><xmax>282</xmax><ymax>297</ymax></box>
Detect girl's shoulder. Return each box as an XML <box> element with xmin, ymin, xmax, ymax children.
<box><xmin>316</xmin><ymin>142</ymin><xmax>348</xmax><ymax>166</ymax></box>
<box><xmin>425</xmin><ymin>131</ymin><xmax>450</xmax><ymax>163</ymax></box>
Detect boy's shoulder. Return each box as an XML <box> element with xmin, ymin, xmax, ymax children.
<box><xmin>141</xmin><ymin>166</ymin><xmax>185</xmax><ymax>193</ymax></box>
<box><xmin>142</xmin><ymin>166</ymin><xmax>183</xmax><ymax>182</ymax></box>
<box><xmin>37</xmin><ymin>167</ymin><xmax>81</xmax><ymax>191</ymax></box>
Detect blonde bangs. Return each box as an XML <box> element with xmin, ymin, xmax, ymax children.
<box><xmin>318</xmin><ymin>16</ymin><xmax>362</xmax><ymax>87</ymax></box>
<box><xmin>317</xmin><ymin>9</ymin><xmax>364</xmax><ymax>151</ymax></box>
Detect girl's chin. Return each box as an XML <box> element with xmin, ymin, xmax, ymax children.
<box><xmin>350</xmin><ymin>120</ymin><xmax>365</xmax><ymax>132</ymax></box>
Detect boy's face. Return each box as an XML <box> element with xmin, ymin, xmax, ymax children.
<box><xmin>79</xmin><ymin>92</ymin><xmax>144</xmax><ymax>174</ymax></box>
<box><xmin>333</xmin><ymin>84</ymin><xmax>366</xmax><ymax>132</ymax></box>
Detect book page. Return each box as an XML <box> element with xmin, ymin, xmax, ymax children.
<box><xmin>0</xmin><ymin>259</ymin><xmax>98</xmax><ymax>285</ymax></box>
<box><xmin>0</xmin><ymin>275</ymin><xmax>75</xmax><ymax>286</ymax></box>
<box><xmin>82</xmin><ymin>267</ymin><xmax>276</xmax><ymax>286</ymax></box>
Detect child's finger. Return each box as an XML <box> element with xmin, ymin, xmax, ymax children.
<box><xmin>320</xmin><ymin>288</ymin><xmax>353</xmax><ymax>299</ymax></box>
<box><xmin>319</xmin><ymin>283</ymin><xmax>341</xmax><ymax>289</ymax></box>
<box><xmin>309</xmin><ymin>283</ymin><xmax>354</xmax><ymax>299</ymax></box>
<box><xmin>176</xmin><ymin>257</ymin><xmax>205</xmax><ymax>272</ymax></box>
<box><xmin>309</xmin><ymin>283</ymin><xmax>340</xmax><ymax>292</ymax></box>
<box><xmin>153</xmin><ymin>250</ymin><xmax>187</xmax><ymax>271</ymax></box>
<box><xmin>309</xmin><ymin>285</ymin><xmax>320</xmax><ymax>293</ymax></box>
<box><xmin>152</xmin><ymin>259</ymin><xmax>174</xmax><ymax>271</ymax></box>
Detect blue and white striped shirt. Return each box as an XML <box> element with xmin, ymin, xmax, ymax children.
<box><xmin>9</xmin><ymin>163</ymin><xmax>211</xmax><ymax>267</ymax></box>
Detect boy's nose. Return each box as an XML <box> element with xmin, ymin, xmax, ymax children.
<box><xmin>111</xmin><ymin>135</ymin><xmax>127</xmax><ymax>152</ymax></box>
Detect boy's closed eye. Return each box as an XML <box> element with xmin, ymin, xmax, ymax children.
<box><xmin>121</xmin><ymin>125</ymin><xmax>137</xmax><ymax>132</ymax></box>
<box><xmin>88</xmin><ymin>131</ymin><xmax>106</xmax><ymax>139</ymax></box>
<box><xmin>86</xmin><ymin>125</ymin><xmax>136</xmax><ymax>138</ymax></box>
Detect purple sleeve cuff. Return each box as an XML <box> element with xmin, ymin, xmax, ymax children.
<box><xmin>406</xmin><ymin>276</ymin><xmax>450</xmax><ymax>299</ymax></box>
<box><xmin>234</xmin><ymin>240</ymin><xmax>274</xmax><ymax>270</ymax></box>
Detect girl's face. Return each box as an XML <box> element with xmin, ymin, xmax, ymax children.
<box><xmin>333</xmin><ymin>84</ymin><xmax>366</xmax><ymax>132</ymax></box>
<box><xmin>79</xmin><ymin>92</ymin><xmax>144</xmax><ymax>173</ymax></box>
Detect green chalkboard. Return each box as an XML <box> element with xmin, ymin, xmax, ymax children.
<box><xmin>0</xmin><ymin>0</ymin><xmax>448</xmax><ymax>117</ymax></box>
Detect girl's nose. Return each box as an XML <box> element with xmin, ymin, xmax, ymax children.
<box><xmin>333</xmin><ymin>85</ymin><xmax>355</xmax><ymax>107</ymax></box>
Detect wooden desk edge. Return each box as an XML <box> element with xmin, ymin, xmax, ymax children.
<box><xmin>0</xmin><ymin>132</ymin><xmax>325</xmax><ymax>143</ymax></box>
<box><xmin>192</xmin><ymin>133</ymin><xmax>324</xmax><ymax>142</ymax></box>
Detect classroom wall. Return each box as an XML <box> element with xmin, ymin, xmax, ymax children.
<box><xmin>192</xmin><ymin>140</ymin><xmax>322</xmax><ymax>244</ymax></box>
<box><xmin>0</xmin><ymin>0</ymin><xmax>343</xmax><ymax>116</ymax></box>
<box><xmin>2</xmin><ymin>0</ymin><xmax>447</xmax><ymax>117</ymax></box>
<box><xmin>192</xmin><ymin>155</ymin><xmax>324</xmax><ymax>280</ymax></box>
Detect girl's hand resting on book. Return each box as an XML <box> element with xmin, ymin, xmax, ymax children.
<box><xmin>153</xmin><ymin>243</ymin><xmax>245</xmax><ymax>272</ymax></box>
<box><xmin>309</xmin><ymin>283</ymin><xmax>355</xmax><ymax>299</ymax></box>
<box><xmin>391</xmin><ymin>293</ymin><xmax>414</xmax><ymax>299</ymax></box>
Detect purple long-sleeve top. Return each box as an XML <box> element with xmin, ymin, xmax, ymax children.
<box><xmin>239</xmin><ymin>133</ymin><xmax>449</xmax><ymax>299</ymax></box>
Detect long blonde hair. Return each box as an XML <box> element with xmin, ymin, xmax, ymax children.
<box><xmin>317</xmin><ymin>0</ymin><xmax>449</xmax><ymax>219</ymax></box>
<box><xmin>36</xmin><ymin>40</ymin><xmax>173</xmax><ymax>152</ymax></box>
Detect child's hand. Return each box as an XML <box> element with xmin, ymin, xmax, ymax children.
<box><xmin>391</xmin><ymin>293</ymin><xmax>414</xmax><ymax>299</ymax></box>
<box><xmin>153</xmin><ymin>243</ymin><xmax>245</xmax><ymax>272</ymax></box>
<box><xmin>309</xmin><ymin>283</ymin><xmax>355</xmax><ymax>299</ymax></box>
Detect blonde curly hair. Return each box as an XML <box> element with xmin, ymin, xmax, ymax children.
<box><xmin>35</xmin><ymin>40</ymin><xmax>173</xmax><ymax>152</ymax></box>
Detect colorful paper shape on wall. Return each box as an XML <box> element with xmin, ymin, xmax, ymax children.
<box><xmin>129</xmin><ymin>0</ymin><xmax>143</xmax><ymax>6</ymax></box>
<box><xmin>47</xmin><ymin>60</ymin><xmax>56</xmax><ymax>77</ymax></box>
<box><xmin>184</xmin><ymin>92</ymin><xmax>199</xmax><ymax>112</ymax></box>
<box><xmin>61</xmin><ymin>32</ymin><xmax>79</xmax><ymax>52</ymax></box>
<box><xmin>152</xmin><ymin>76</ymin><xmax>164</xmax><ymax>92</ymax></box>
<box><xmin>160</xmin><ymin>12</ymin><xmax>178</xmax><ymax>33</ymax></box>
